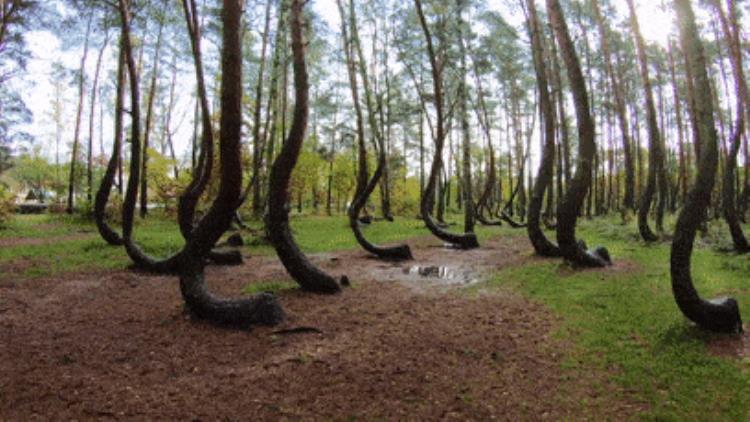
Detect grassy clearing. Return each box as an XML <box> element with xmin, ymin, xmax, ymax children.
<box><xmin>479</xmin><ymin>216</ymin><xmax>750</xmax><ymax>420</ymax></box>
<box><xmin>0</xmin><ymin>212</ymin><xmax>505</xmax><ymax>278</ymax></box>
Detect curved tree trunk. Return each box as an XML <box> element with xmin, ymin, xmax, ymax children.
<box><xmin>117</xmin><ymin>0</ymin><xmax>240</xmax><ymax>274</ymax></box>
<box><xmin>627</xmin><ymin>0</ymin><xmax>663</xmax><ymax>242</ymax></box>
<box><xmin>414</xmin><ymin>0</ymin><xmax>479</xmax><ymax>250</ymax></box>
<box><xmin>94</xmin><ymin>38</ymin><xmax>126</xmax><ymax>246</ymax></box>
<box><xmin>547</xmin><ymin>0</ymin><xmax>610</xmax><ymax>268</ymax></box>
<box><xmin>711</xmin><ymin>0</ymin><xmax>750</xmax><ymax>253</ymax></box>
<box><xmin>266</xmin><ymin>0</ymin><xmax>342</xmax><ymax>294</ymax></box>
<box><xmin>179</xmin><ymin>0</ymin><xmax>285</xmax><ymax>328</ymax></box>
<box><xmin>670</xmin><ymin>0</ymin><xmax>742</xmax><ymax>333</ymax></box>
<box><xmin>336</xmin><ymin>0</ymin><xmax>412</xmax><ymax>261</ymax></box>
<box><xmin>525</xmin><ymin>0</ymin><xmax>560</xmax><ymax>257</ymax></box>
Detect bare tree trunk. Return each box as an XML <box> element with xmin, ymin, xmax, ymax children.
<box><xmin>87</xmin><ymin>29</ymin><xmax>110</xmax><ymax>206</ymax></box>
<box><xmin>179</xmin><ymin>0</ymin><xmax>284</xmax><ymax>328</ymax></box>
<box><xmin>592</xmin><ymin>0</ymin><xmax>635</xmax><ymax>213</ymax></box>
<box><xmin>140</xmin><ymin>6</ymin><xmax>166</xmax><ymax>218</ymax></box>
<box><xmin>249</xmin><ymin>0</ymin><xmax>273</xmax><ymax>217</ymax></box>
<box><xmin>414</xmin><ymin>0</ymin><xmax>478</xmax><ymax>249</ymax></box>
<box><xmin>711</xmin><ymin>0</ymin><xmax>750</xmax><ymax>252</ymax></box>
<box><xmin>94</xmin><ymin>36</ymin><xmax>126</xmax><ymax>246</ymax></box>
<box><xmin>67</xmin><ymin>13</ymin><xmax>93</xmax><ymax>214</ymax></box>
<box><xmin>524</xmin><ymin>0</ymin><xmax>560</xmax><ymax>257</ymax></box>
<box><xmin>457</xmin><ymin>0</ymin><xmax>474</xmax><ymax>234</ymax></box>
<box><xmin>547</xmin><ymin>0</ymin><xmax>610</xmax><ymax>267</ymax></box>
<box><xmin>670</xmin><ymin>0</ymin><xmax>742</xmax><ymax>333</ymax></box>
<box><xmin>668</xmin><ymin>40</ymin><xmax>689</xmax><ymax>205</ymax></box>
<box><xmin>627</xmin><ymin>0</ymin><xmax>664</xmax><ymax>242</ymax></box>
<box><xmin>341</xmin><ymin>0</ymin><xmax>412</xmax><ymax>260</ymax></box>
<box><xmin>267</xmin><ymin>0</ymin><xmax>343</xmax><ymax>293</ymax></box>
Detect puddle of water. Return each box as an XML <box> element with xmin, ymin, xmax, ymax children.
<box><xmin>402</xmin><ymin>265</ymin><xmax>478</xmax><ymax>286</ymax></box>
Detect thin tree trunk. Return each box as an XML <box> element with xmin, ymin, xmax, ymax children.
<box><xmin>87</xmin><ymin>28</ymin><xmax>110</xmax><ymax>205</ymax></box>
<box><xmin>67</xmin><ymin>13</ymin><xmax>93</xmax><ymax>214</ymax></box>
<box><xmin>140</xmin><ymin>6</ymin><xmax>166</xmax><ymax>218</ymax></box>
<box><xmin>592</xmin><ymin>0</ymin><xmax>635</xmax><ymax>213</ymax></box>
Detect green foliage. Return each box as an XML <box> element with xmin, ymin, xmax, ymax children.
<box><xmin>0</xmin><ymin>184</ymin><xmax>15</xmax><ymax>227</ymax></box>
<box><xmin>146</xmin><ymin>147</ymin><xmax>183</xmax><ymax>214</ymax></box>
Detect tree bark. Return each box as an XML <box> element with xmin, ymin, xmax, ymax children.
<box><xmin>266</xmin><ymin>0</ymin><xmax>343</xmax><ymax>293</ymax></box>
<box><xmin>94</xmin><ymin>36</ymin><xmax>126</xmax><ymax>246</ymax></box>
<box><xmin>337</xmin><ymin>0</ymin><xmax>412</xmax><ymax>261</ymax></box>
<box><xmin>414</xmin><ymin>0</ymin><xmax>478</xmax><ymax>249</ymax></box>
<box><xmin>711</xmin><ymin>0</ymin><xmax>750</xmax><ymax>253</ymax></box>
<box><xmin>591</xmin><ymin>0</ymin><xmax>635</xmax><ymax>213</ymax></box>
<box><xmin>670</xmin><ymin>0</ymin><xmax>742</xmax><ymax>333</ymax></box>
<box><xmin>140</xmin><ymin>7</ymin><xmax>166</xmax><ymax>218</ymax></box>
<box><xmin>179</xmin><ymin>0</ymin><xmax>285</xmax><ymax>328</ymax></box>
<box><xmin>67</xmin><ymin>13</ymin><xmax>93</xmax><ymax>214</ymax></box>
<box><xmin>87</xmin><ymin>28</ymin><xmax>110</xmax><ymax>205</ymax></box>
<box><xmin>547</xmin><ymin>0</ymin><xmax>610</xmax><ymax>267</ymax></box>
<box><xmin>627</xmin><ymin>0</ymin><xmax>664</xmax><ymax>242</ymax></box>
<box><xmin>524</xmin><ymin>0</ymin><xmax>560</xmax><ymax>257</ymax></box>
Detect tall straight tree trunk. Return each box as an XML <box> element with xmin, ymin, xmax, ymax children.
<box><xmin>140</xmin><ymin>6</ymin><xmax>166</xmax><ymax>218</ymax></box>
<box><xmin>67</xmin><ymin>13</ymin><xmax>93</xmax><ymax>214</ymax></box>
<box><xmin>249</xmin><ymin>0</ymin><xmax>272</xmax><ymax>217</ymax></box>
<box><xmin>668</xmin><ymin>40</ymin><xmax>689</xmax><ymax>204</ymax></box>
<box><xmin>457</xmin><ymin>0</ymin><xmax>474</xmax><ymax>234</ymax></box>
<box><xmin>670</xmin><ymin>0</ymin><xmax>742</xmax><ymax>333</ymax></box>
<box><xmin>592</xmin><ymin>0</ymin><xmax>635</xmax><ymax>213</ymax></box>
<box><xmin>87</xmin><ymin>29</ymin><xmax>110</xmax><ymax>205</ymax></box>
<box><xmin>547</xmin><ymin>0</ymin><xmax>610</xmax><ymax>268</ymax></box>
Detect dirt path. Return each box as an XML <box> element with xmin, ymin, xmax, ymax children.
<box><xmin>0</xmin><ymin>234</ymin><xmax>639</xmax><ymax>419</ymax></box>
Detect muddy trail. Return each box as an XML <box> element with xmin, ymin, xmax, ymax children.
<box><xmin>0</xmin><ymin>233</ymin><xmax>641</xmax><ymax>419</ymax></box>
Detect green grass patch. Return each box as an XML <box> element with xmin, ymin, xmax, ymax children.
<box><xmin>242</xmin><ymin>280</ymin><xmax>298</xmax><ymax>295</ymax></box>
<box><xmin>481</xmin><ymin>216</ymin><xmax>750</xmax><ymax>420</ymax></box>
<box><xmin>0</xmin><ymin>212</ymin><xmax>510</xmax><ymax>278</ymax></box>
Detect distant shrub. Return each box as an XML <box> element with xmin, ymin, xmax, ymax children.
<box><xmin>0</xmin><ymin>184</ymin><xmax>15</xmax><ymax>226</ymax></box>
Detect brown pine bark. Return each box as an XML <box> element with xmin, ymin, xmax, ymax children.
<box><xmin>414</xmin><ymin>0</ymin><xmax>478</xmax><ymax>249</ymax></box>
<box><xmin>591</xmin><ymin>0</ymin><xmax>635</xmax><ymax>212</ymax></box>
<box><xmin>547</xmin><ymin>0</ymin><xmax>610</xmax><ymax>267</ymax></box>
<box><xmin>711</xmin><ymin>0</ymin><xmax>750</xmax><ymax>253</ymax></box>
<box><xmin>525</xmin><ymin>0</ymin><xmax>560</xmax><ymax>257</ymax></box>
<box><xmin>266</xmin><ymin>0</ymin><xmax>343</xmax><ymax>293</ymax></box>
<box><xmin>94</xmin><ymin>37</ymin><xmax>126</xmax><ymax>246</ymax></box>
<box><xmin>67</xmin><ymin>13</ymin><xmax>93</xmax><ymax>214</ymax></box>
<box><xmin>627</xmin><ymin>0</ymin><xmax>664</xmax><ymax>242</ymax></box>
<box><xmin>178</xmin><ymin>0</ymin><xmax>284</xmax><ymax>328</ymax></box>
<box><xmin>670</xmin><ymin>0</ymin><xmax>742</xmax><ymax>333</ymax></box>
<box><xmin>139</xmin><ymin>6</ymin><xmax>166</xmax><ymax>218</ymax></box>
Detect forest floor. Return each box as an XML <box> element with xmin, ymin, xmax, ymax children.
<box><xmin>1</xmin><ymin>214</ymin><xmax>749</xmax><ymax>419</ymax></box>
